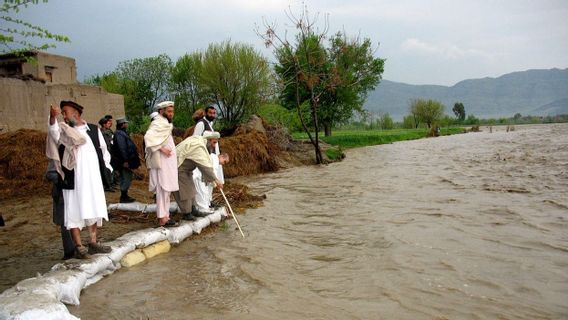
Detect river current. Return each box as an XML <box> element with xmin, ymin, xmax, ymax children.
<box><xmin>70</xmin><ymin>124</ymin><xmax>568</xmax><ymax>319</ymax></box>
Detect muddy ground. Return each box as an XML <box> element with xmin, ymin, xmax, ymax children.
<box><xmin>0</xmin><ymin>179</ymin><xmax>266</xmax><ymax>292</ymax></box>
<box><xmin>0</xmin><ymin>120</ymin><xmax>332</xmax><ymax>292</ymax></box>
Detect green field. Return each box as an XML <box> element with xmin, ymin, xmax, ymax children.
<box><xmin>292</xmin><ymin>127</ymin><xmax>465</xmax><ymax>149</ymax></box>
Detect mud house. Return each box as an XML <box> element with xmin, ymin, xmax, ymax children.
<box><xmin>0</xmin><ymin>51</ymin><xmax>124</xmax><ymax>132</ymax></box>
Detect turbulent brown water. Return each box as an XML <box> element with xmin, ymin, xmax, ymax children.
<box><xmin>70</xmin><ymin>124</ymin><xmax>568</xmax><ymax>319</ymax></box>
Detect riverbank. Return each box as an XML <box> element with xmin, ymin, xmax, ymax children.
<box><xmin>0</xmin><ymin>122</ymin><xmax>467</xmax><ymax>293</ymax></box>
<box><xmin>68</xmin><ymin>123</ymin><xmax>567</xmax><ymax>319</ymax></box>
<box><xmin>292</xmin><ymin>127</ymin><xmax>466</xmax><ymax>149</ymax></box>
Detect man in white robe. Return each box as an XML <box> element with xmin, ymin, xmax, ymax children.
<box><xmin>47</xmin><ymin>101</ymin><xmax>112</xmax><ymax>259</ymax></box>
<box><xmin>192</xmin><ymin>106</ymin><xmax>226</xmax><ymax>210</ymax></box>
<box><xmin>144</xmin><ymin>101</ymin><xmax>179</xmax><ymax>227</ymax></box>
<box><xmin>174</xmin><ymin>133</ymin><xmax>223</xmax><ymax>221</ymax></box>
<box><xmin>193</xmin><ymin>133</ymin><xmax>229</xmax><ymax>213</ymax></box>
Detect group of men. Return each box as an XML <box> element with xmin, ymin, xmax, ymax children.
<box><xmin>97</xmin><ymin>114</ymin><xmax>140</xmax><ymax>203</ymax></box>
<box><xmin>47</xmin><ymin>100</ymin><xmax>228</xmax><ymax>259</ymax></box>
<box><xmin>144</xmin><ymin>101</ymin><xmax>228</xmax><ymax>227</ymax></box>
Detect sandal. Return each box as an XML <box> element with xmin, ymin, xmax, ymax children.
<box><xmin>88</xmin><ymin>242</ymin><xmax>112</xmax><ymax>254</ymax></box>
<box><xmin>74</xmin><ymin>246</ymin><xmax>91</xmax><ymax>259</ymax></box>
<box><xmin>160</xmin><ymin>219</ymin><xmax>179</xmax><ymax>228</ymax></box>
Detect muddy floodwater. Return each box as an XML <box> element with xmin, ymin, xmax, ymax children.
<box><xmin>70</xmin><ymin>124</ymin><xmax>568</xmax><ymax>319</ymax></box>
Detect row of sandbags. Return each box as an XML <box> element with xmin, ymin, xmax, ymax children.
<box><xmin>0</xmin><ymin>205</ymin><xmax>228</xmax><ymax>320</ymax></box>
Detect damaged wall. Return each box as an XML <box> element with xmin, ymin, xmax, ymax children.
<box><xmin>0</xmin><ymin>77</ymin><xmax>124</xmax><ymax>132</ymax></box>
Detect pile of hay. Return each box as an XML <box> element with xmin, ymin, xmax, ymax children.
<box><xmin>220</xmin><ymin>130</ymin><xmax>281</xmax><ymax>178</ymax></box>
<box><xmin>0</xmin><ymin>129</ymin><xmax>51</xmax><ymax>199</ymax></box>
<box><xmin>0</xmin><ymin>117</ymin><xmax>295</xmax><ymax>199</ymax></box>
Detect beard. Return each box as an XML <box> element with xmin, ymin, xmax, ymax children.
<box><xmin>205</xmin><ymin>115</ymin><xmax>215</xmax><ymax>122</ymax></box>
<box><xmin>66</xmin><ymin>116</ymin><xmax>77</xmax><ymax>127</ymax></box>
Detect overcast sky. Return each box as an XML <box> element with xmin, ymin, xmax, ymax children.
<box><xmin>13</xmin><ymin>0</ymin><xmax>568</xmax><ymax>86</ymax></box>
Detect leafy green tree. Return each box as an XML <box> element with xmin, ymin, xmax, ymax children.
<box><xmin>464</xmin><ymin>114</ymin><xmax>480</xmax><ymax>125</ymax></box>
<box><xmin>319</xmin><ymin>32</ymin><xmax>384</xmax><ymax>136</ymax></box>
<box><xmin>402</xmin><ymin>114</ymin><xmax>416</xmax><ymax>129</ymax></box>
<box><xmin>1</xmin><ymin>0</ymin><xmax>69</xmax><ymax>56</ymax></box>
<box><xmin>85</xmin><ymin>55</ymin><xmax>173</xmax><ymax>128</ymax></box>
<box><xmin>264</xmin><ymin>20</ymin><xmax>329</xmax><ymax>163</ymax></box>
<box><xmin>170</xmin><ymin>52</ymin><xmax>204</xmax><ymax>117</ymax></box>
<box><xmin>410</xmin><ymin>99</ymin><xmax>445</xmax><ymax>128</ymax></box>
<box><xmin>409</xmin><ymin>102</ymin><xmax>421</xmax><ymax>128</ymax></box>
<box><xmin>378</xmin><ymin>113</ymin><xmax>394</xmax><ymax>130</ymax></box>
<box><xmin>199</xmin><ymin>41</ymin><xmax>271</xmax><ymax>129</ymax></box>
<box><xmin>452</xmin><ymin>102</ymin><xmax>466</xmax><ymax>122</ymax></box>
<box><xmin>115</xmin><ymin>54</ymin><xmax>173</xmax><ymax>117</ymax></box>
<box><xmin>258</xmin><ymin>103</ymin><xmax>301</xmax><ymax>132</ymax></box>
<box><xmin>260</xmin><ymin>6</ymin><xmax>384</xmax><ymax>163</ymax></box>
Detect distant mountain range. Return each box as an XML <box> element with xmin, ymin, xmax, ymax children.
<box><xmin>364</xmin><ymin>68</ymin><xmax>568</xmax><ymax>120</ymax></box>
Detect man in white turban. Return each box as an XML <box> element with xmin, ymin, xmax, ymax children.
<box><xmin>144</xmin><ymin>101</ymin><xmax>179</xmax><ymax>227</ymax></box>
<box><xmin>174</xmin><ymin>131</ymin><xmax>223</xmax><ymax>221</ymax></box>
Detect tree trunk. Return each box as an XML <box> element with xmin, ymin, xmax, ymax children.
<box><xmin>311</xmin><ymin>101</ymin><xmax>323</xmax><ymax>164</ymax></box>
<box><xmin>324</xmin><ymin>124</ymin><xmax>332</xmax><ymax>137</ymax></box>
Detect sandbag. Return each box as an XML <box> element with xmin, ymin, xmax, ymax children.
<box><xmin>167</xmin><ymin>223</ymin><xmax>193</xmax><ymax>244</ymax></box>
<box><xmin>50</xmin><ymin>270</ymin><xmax>88</xmax><ymax>306</ymax></box>
<box><xmin>142</xmin><ymin>240</ymin><xmax>171</xmax><ymax>259</ymax></box>
<box><xmin>120</xmin><ymin>249</ymin><xmax>146</xmax><ymax>268</ymax></box>
<box><xmin>191</xmin><ymin>217</ymin><xmax>211</xmax><ymax>234</ymax></box>
<box><xmin>207</xmin><ymin>210</ymin><xmax>222</xmax><ymax>224</ymax></box>
<box><xmin>107</xmin><ymin>201</ymin><xmax>179</xmax><ymax>213</ymax></box>
<box><xmin>117</xmin><ymin>227</ymin><xmax>168</xmax><ymax>249</ymax></box>
<box><xmin>105</xmin><ymin>239</ymin><xmax>136</xmax><ymax>265</ymax></box>
<box><xmin>64</xmin><ymin>255</ymin><xmax>116</xmax><ymax>278</ymax></box>
<box><xmin>0</xmin><ymin>276</ymin><xmax>78</xmax><ymax>319</ymax></box>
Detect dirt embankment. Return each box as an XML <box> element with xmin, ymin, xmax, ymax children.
<box><xmin>0</xmin><ymin>117</ymin><xmax>328</xmax><ymax>292</ymax></box>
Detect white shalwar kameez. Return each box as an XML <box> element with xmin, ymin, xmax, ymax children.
<box><xmin>48</xmin><ymin>121</ymin><xmax>111</xmax><ymax>229</ymax></box>
<box><xmin>193</xmin><ymin>153</ymin><xmax>223</xmax><ymax>212</ymax></box>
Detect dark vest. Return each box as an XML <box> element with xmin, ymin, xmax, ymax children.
<box><xmin>198</xmin><ymin>119</ymin><xmax>220</xmax><ymax>154</ymax></box>
<box><xmin>58</xmin><ymin>123</ymin><xmax>106</xmax><ymax>190</ymax></box>
<box><xmin>198</xmin><ymin>118</ymin><xmax>213</xmax><ymax>133</ymax></box>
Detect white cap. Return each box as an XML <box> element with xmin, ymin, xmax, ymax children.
<box><xmin>203</xmin><ymin>131</ymin><xmax>220</xmax><ymax>139</ymax></box>
<box><xmin>153</xmin><ymin>101</ymin><xmax>174</xmax><ymax>112</ymax></box>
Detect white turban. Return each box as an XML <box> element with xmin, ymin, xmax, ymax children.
<box><xmin>203</xmin><ymin>131</ymin><xmax>220</xmax><ymax>139</ymax></box>
<box><xmin>153</xmin><ymin>100</ymin><xmax>174</xmax><ymax>112</ymax></box>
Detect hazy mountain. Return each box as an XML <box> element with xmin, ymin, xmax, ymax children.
<box><xmin>532</xmin><ymin>98</ymin><xmax>568</xmax><ymax>115</ymax></box>
<box><xmin>364</xmin><ymin>68</ymin><xmax>568</xmax><ymax>120</ymax></box>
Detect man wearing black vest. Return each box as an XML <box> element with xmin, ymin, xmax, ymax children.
<box><xmin>47</xmin><ymin>101</ymin><xmax>112</xmax><ymax>259</ymax></box>
<box><xmin>192</xmin><ymin>105</ymin><xmax>220</xmax><ymax>153</ymax></box>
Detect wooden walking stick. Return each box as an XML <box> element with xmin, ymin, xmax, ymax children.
<box><xmin>219</xmin><ymin>188</ymin><xmax>245</xmax><ymax>238</ymax></box>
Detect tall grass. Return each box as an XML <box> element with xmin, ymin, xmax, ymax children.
<box><xmin>292</xmin><ymin>127</ymin><xmax>464</xmax><ymax>149</ymax></box>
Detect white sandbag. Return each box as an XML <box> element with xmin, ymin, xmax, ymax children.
<box><xmin>0</xmin><ymin>292</ymin><xmax>78</xmax><ymax>320</ymax></box>
<box><xmin>116</xmin><ymin>227</ymin><xmax>168</xmax><ymax>249</ymax></box>
<box><xmin>191</xmin><ymin>217</ymin><xmax>211</xmax><ymax>234</ymax></box>
<box><xmin>0</xmin><ymin>276</ymin><xmax>78</xmax><ymax>320</ymax></box>
<box><xmin>66</xmin><ymin>255</ymin><xmax>116</xmax><ymax>278</ymax></box>
<box><xmin>84</xmin><ymin>274</ymin><xmax>104</xmax><ymax>288</ymax></box>
<box><xmin>107</xmin><ymin>201</ymin><xmax>179</xmax><ymax>213</ymax></box>
<box><xmin>219</xmin><ymin>207</ymin><xmax>229</xmax><ymax>218</ymax></box>
<box><xmin>46</xmin><ymin>270</ymin><xmax>88</xmax><ymax>306</ymax></box>
<box><xmin>207</xmin><ymin>210</ymin><xmax>222</xmax><ymax>224</ymax></box>
<box><xmin>167</xmin><ymin>222</ymin><xmax>193</xmax><ymax>244</ymax></box>
<box><xmin>105</xmin><ymin>239</ymin><xmax>136</xmax><ymax>265</ymax></box>
<box><xmin>141</xmin><ymin>202</ymin><xmax>180</xmax><ymax>214</ymax></box>
<box><xmin>107</xmin><ymin>201</ymin><xmax>147</xmax><ymax>212</ymax></box>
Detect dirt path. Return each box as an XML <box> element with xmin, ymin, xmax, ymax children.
<box><xmin>0</xmin><ymin>180</ymin><xmax>262</xmax><ymax>293</ymax></box>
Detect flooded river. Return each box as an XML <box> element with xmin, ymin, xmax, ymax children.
<box><xmin>70</xmin><ymin>124</ymin><xmax>568</xmax><ymax>319</ymax></box>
